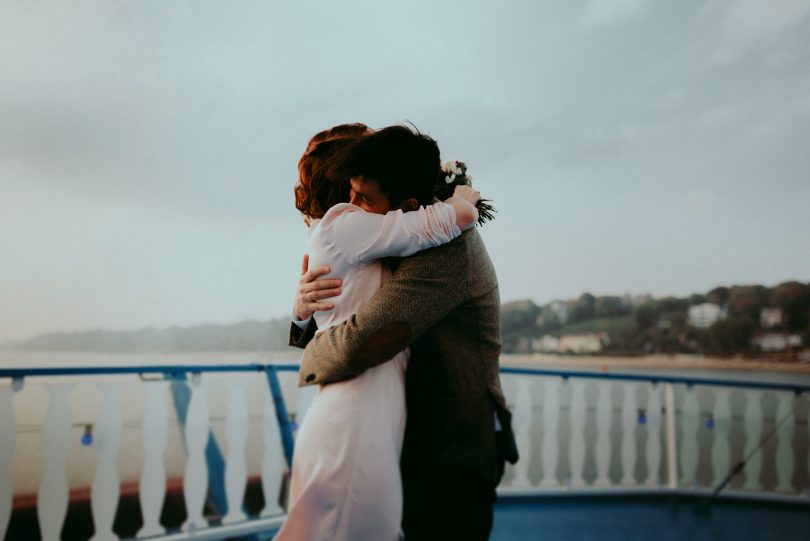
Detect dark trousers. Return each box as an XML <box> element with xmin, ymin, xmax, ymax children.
<box><xmin>402</xmin><ymin>465</ymin><xmax>496</xmax><ymax>541</ymax></box>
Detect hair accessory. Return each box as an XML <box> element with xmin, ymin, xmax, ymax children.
<box><xmin>439</xmin><ymin>160</ymin><xmax>495</xmax><ymax>225</ymax></box>
<box><xmin>441</xmin><ymin>160</ymin><xmax>473</xmax><ymax>185</ymax></box>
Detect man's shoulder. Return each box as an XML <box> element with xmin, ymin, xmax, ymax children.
<box><xmin>394</xmin><ymin>228</ymin><xmax>497</xmax><ymax>289</ymax></box>
<box><xmin>402</xmin><ymin>228</ymin><xmax>486</xmax><ymax>262</ymax></box>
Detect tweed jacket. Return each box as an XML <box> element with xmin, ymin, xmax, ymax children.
<box><xmin>290</xmin><ymin>228</ymin><xmax>518</xmax><ymax>489</ymax></box>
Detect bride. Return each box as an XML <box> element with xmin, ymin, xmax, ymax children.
<box><xmin>274</xmin><ymin>124</ymin><xmax>482</xmax><ymax>541</ymax></box>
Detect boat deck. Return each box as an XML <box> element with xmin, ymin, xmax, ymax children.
<box><xmin>490</xmin><ymin>493</ymin><xmax>810</xmax><ymax>541</ymax></box>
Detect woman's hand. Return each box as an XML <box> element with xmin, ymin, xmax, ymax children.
<box><xmin>294</xmin><ymin>254</ymin><xmax>342</xmax><ymax>321</ymax></box>
<box><xmin>453</xmin><ymin>185</ymin><xmax>481</xmax><ymax>206</ymax></box>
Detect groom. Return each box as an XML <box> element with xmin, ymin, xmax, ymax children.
<box><xmin>290</xmin><ymin>125</ymin><xmax>517</xmax><ymax>540</ymax></box>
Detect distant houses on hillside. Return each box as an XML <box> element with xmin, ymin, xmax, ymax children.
<box><xmin>751</xmin><ymin>331</ymin><xmax>803</xmax><ymax>352</ymax></box>
<box><xmin>687</xmin><ymin>303</ymin><xmax>726</xmax><ymax>328</ymax></box>
<box><xmin>760</xmin><ymin>308</ymin><xmax>783</xmax><ymax>328</ymax></box>
<box><xmin>522</xmin><ymin>332</ymin><xmax>610</xmax><ymax>354</ymax></box>
<box><xmin>504</xmin><ymin>283</ymin><xmax>809</xmax><ymax>359</ymax></box>
<box><xmin>684</xmin><ymin>304</ymin><xmax>803</xmax><ymax>353</ymax></box>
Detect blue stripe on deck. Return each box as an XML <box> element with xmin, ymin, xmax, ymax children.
<box><xmin>490</xmin><ymin>494</ymin><xmax>810</xmax><ymax>541</ymax></box>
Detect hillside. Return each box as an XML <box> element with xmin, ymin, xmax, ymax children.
<box><xmin>6</xmin><ymin>280</ymin><xmax>808</xmax><ymax>358</ymax></box>
<box><xmin>501</xmin><ymin>281</ymin><xmax>810</xmax><ymax>357</ymax></box>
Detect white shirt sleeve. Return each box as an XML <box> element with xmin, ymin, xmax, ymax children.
<box><xmin>321</xmin><ymin>203</ymin><xmax>462</xmax><ymax>265</ymax></box>
<box><xmin>292</xmin><ymin>314</ymin><xmax>311</xmax><ymax>330</ymax></box>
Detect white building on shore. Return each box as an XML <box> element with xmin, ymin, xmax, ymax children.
<box><xmin>688</xmin><ymin>303</ymin><xmax>725</xmax><ymax>329</ymax></box>
<box><xmin>760</xmin><ymin>308</ymin><xmax>784</xmax><ymax>329</ymax></box>
<box><xmin>532</xmin><ymin>332</ymin><xmax>609</xmax><ymax>354</ymax></box>
<box><xmin>752</xmin><ymin>332</ymin><xmax>804</xmax><ymax>352</ymax></box>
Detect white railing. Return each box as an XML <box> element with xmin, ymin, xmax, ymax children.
<box><xmin>0</xmin><ymin>364</ymin><xmax>299</xmax><ymax>541</ymax></box>
<box><xmin>498</xmin><ymin>367</ymin><xmax>810</xmax><ymax>501</ymax></box>
<box><xmin>1</xmin><ymin>363</ymin><xmax>809</xmax><ymax>541</ymax></box>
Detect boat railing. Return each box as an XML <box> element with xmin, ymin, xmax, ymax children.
<box><xmin>0</xmin><ymin>363</ymin><xmax>300</xmax><ymax>541</ymax></box>
<box><xmin>1</xmin><ymin>362</ymin><xmax>808</xmax><ymax>540</ymax></box>
<box><xmin>498</xmin><ymin>366</ymin><xmax>810</xmax><ymax>502</ymax></box>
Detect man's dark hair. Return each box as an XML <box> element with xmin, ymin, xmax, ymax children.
<box><xmin>339</xmin><ymin>125</ymin><xmax>440</xmax><ymax>207</ymax></box>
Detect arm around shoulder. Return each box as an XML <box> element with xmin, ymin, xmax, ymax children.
<box><xmin>298</xmin><ymin>233</ymin><xmax>472</xmax><ymax>386</ymax></box>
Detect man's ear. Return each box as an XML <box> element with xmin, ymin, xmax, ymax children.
<box><xmin>395</xmin><ymin>197</ymin><xmax>419</xmax><ymax>212</ymax></box>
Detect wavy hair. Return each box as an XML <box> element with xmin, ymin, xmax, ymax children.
<box><xmin>294</xmin><ymin>123</ymin><xmax>371</xmax><ymax>222</ymax></box>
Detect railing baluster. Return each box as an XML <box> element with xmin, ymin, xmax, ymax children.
<box><xmin>2</xmin><ymin>362</ymin><xmax>809</xmax><ymax>541</ymax></box>
<box><xmin>775</xmin><ymin>392</ymin><xmax>795</xmax><ymax>493</ymax></box>
<box><xmin>568</xmin><ymin>379</ymin><xmax>586</xmax><ymax>487</ymax></box>
<box><xmin>90</xmin><ymin>383</ymin><xmax>123</xmax><ymax>541</ymax></box>
<box><xmin>594</xmin><ymin>381</ymin><xmax>612</xmax><ymax>486</ymax></box>
<box><xmin>260</xmin><ymin>389</ymin><xmax>285</xmax><ymax>517</ymax></box>
<box><xmin>540</xmin><ymin>378</ymin><xmax>561</xmax><ymax>487</ymax></box>
<box><xmin>743</xmin><ymin>389</ymin><xmax>763</xmax><ymax>491</ymax></box>
<box><xmin>223</xmin><ymin>381</ymin><xmax>249</xmax><ymax>524</ymax></box>
<box><xmin>511</xmin><ymin>377</ymin><xmax>533</xmax><ymax>487</ymax></box>
<box><xmin>645</xmin><ymin>383</ymin><xmax>662</xmax><ymax>486</ymax></box>
<box><xmin>183</xmin><ymin>375</ymin><xmax>210</xmax><ymax>531</ymax></box>
<box><xmin>710</xmin><ymin>388</ymin><xmax>732</xmax><ymax>488</ymax></box>
<box><xmin>679</xmin><ymin>387</ymin><xmax>700</xmax><ymax>487</ymax></box>
<box><xmin>37</xmin><ymin>383</ymin><xmax>73</xmax><ymax>541</ymax></box>
<box><xmin>0</xmin><ymin>386</ymin><xmax>16</xmax><ymax>539</ymax></box>
<box><xmin>620</xmin><ymin>383</ymin><xmax>638</xmax><ymax>485</ymax></box>
<box><xmin>137</xmin><ymin>381</ymin><xmax>169</xmax><ymax>538</ymax></box>
<box><xmin>663</xmin><ymin>384</ymin><xmax>678</xmax><ymax>489</ymax></box>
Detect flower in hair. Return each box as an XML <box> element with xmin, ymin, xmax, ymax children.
<box><xmin>441</xmin><ymin>160</ymin><xmax>470</xmax><ymax>185</ymax></box>
<box><xmin>439</xmin><ymin>159</ymin><xmax>495</xmax><ymax>224</ymax></box>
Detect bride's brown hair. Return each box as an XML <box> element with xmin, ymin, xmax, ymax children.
<box><xmin>295</xmin><ymin>123</ymin><xmax>371</xmax><ymax>222</ymax></box>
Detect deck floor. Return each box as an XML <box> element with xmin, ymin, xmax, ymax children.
<box><xmin>490</xmin><ymin>494</ymin><xmax>810</xmax><ymax>541</ymax></box>
<box><xmin>8</xmin><ymin>492</ymin><xmax>810</xmax><ymax>540</ymax></box>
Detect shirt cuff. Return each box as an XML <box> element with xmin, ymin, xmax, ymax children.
<box><xmin>292</xmin><ymin>314</ymin><xmax>312</xmax><ymax>330</ymax></box>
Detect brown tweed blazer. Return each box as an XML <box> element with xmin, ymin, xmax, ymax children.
<box><xmin>290</xmin><ymin>228</ymin><xmax>517</xmax><ymax>489</ymax></box>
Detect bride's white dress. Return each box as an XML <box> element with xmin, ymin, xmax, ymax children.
<box><xmin>274</xmin><ymin>202</ymin><xmax>462</xmax><ymax>541</ymax></box>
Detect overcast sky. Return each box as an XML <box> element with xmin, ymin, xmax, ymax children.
<box><xmin>1</xmin><ymin>0</ymin><xmax>809</xmax><ymax>343</ymax></box>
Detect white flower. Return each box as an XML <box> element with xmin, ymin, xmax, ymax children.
<box><xmin>442</xmin><ymin>160</ymin><xmax>471</xmax><ymax>182</ymax></box>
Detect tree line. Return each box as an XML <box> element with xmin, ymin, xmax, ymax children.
<box><xmin>501</xmin><ymin>281</ymin><xmax>810</xmax><ymax>357</ymax></box>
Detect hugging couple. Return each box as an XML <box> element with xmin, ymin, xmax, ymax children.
<box><xmin>275</xmin><ymin>124</ymin><xmax>518</xmax><ymax>541</ymax></box>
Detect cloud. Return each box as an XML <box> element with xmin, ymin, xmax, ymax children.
<box><xmin>722</xmin><ymin>0</ymin><xmax>810</xmax><ymax>39</ymax></box>
<box><xmin>2</xmin><ymin>1</ymin><xmax>809</xmax><ymax>341</ymax></box>
<box><xmin>674</xmin><ymin>189</ymin><xmax>721</xmax><ymax>214</ymax></box>
<box><xmin>581</xmin><ymin>0</ymin><xmax>652</xmax><ymax>28</ymax></box>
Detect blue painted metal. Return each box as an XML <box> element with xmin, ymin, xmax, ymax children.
<box><xmin>167</xmin><ymin>373</ymin><xmax>229</xmax><ymax>518</ymax></box>
<box><xmin>0</xmin><ymin>363</ymin><xmax>299</xmax><ymax>380</ymax></box>
<box><xmin>1</xmin><ymin>363</ymin><xmax>807</xmax><ymax>393</ymax></box>
<box><xmin>263</xmin><ymin>366</ymin><xmax>296</xmax><ymax>468</ymax></box>
<box><xmin>498</xmin><ymin>366</ymin><xmax>810</xmax><ymax>393</ymax></box>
